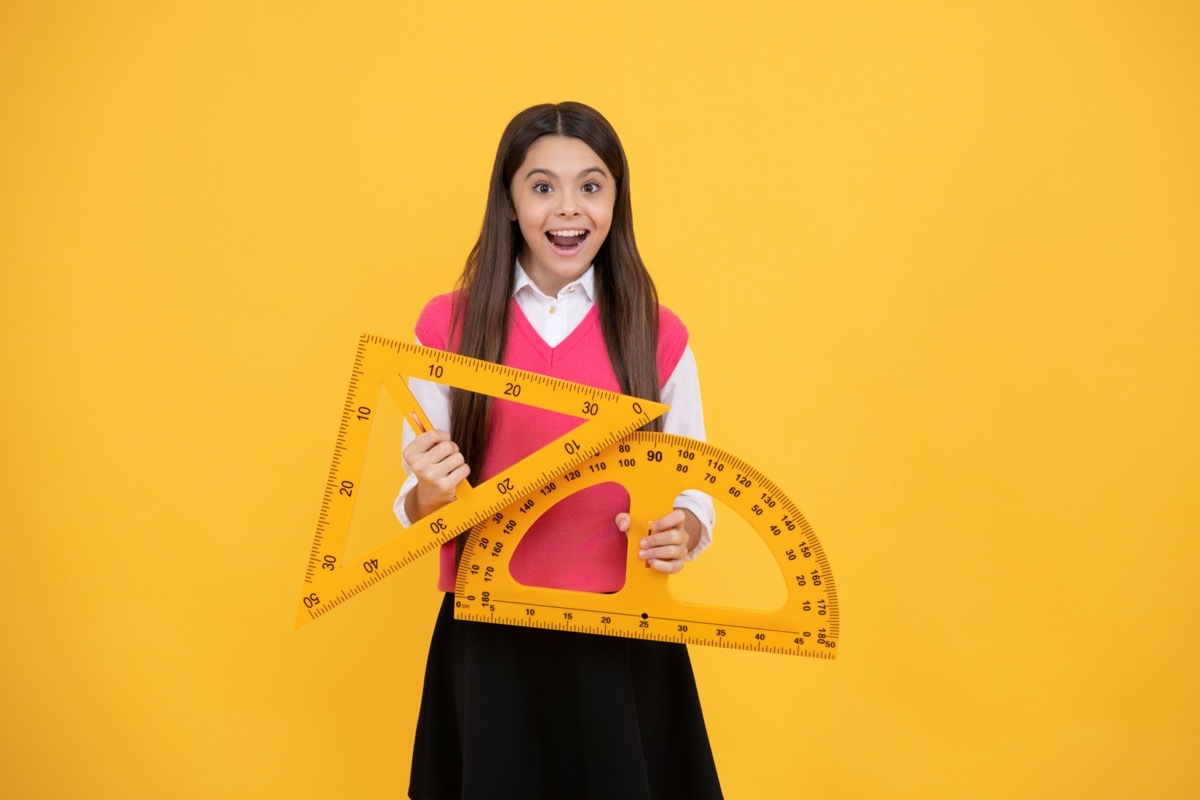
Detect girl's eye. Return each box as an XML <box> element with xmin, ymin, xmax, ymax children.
<box><xmin>582</xmin><ymin>182</ymin><xmax>601</xmax><ymax>193</ymax></box>
<box><xmin>533</xmin><ymin>182</ymin><xmax>552</xmax><ymax>194</ymax></box>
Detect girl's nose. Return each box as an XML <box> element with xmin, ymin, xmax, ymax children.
<box><xmin>556</xmin><ymin>193</ymin><xmax>580</xmax><ymax>215</ymax></box>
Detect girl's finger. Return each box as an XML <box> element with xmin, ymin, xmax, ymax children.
<box><xmin>640</xmin><ymin>529</ymin><xmax>685</xmax><ymax>549</ymax></box>
<box><xmin>649</xmin><ymin>509</ymin><xmax>686</xmax><ymax>532</ymax></box>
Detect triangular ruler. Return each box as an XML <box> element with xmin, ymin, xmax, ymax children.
<box><xmin>295</xmin><ymin>334</ymin><xmax>666</xmax><ymax>629</ymax></box>
<box><xmin>454</xmin><ymin>432</ymin><xmax>839</xmax><ymax>658</ymax></box>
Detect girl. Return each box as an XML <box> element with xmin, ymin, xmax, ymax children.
<box><xmin>394</xmin><ymin>102</ymin><xmax>722</xmax><ymax>800</ymax></box>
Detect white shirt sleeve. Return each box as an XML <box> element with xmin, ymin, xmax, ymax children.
<box><xmin>393</xmin><ymin>338</ymin><xmax>715</xmax><ymax>561</ymax></box>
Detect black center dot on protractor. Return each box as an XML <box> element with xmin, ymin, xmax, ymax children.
<box><xmin>641</xmin><ymin>612</ymin><xmax>648</xmax><ymax>619</ymax></box>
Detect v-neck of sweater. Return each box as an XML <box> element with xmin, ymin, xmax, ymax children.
<box><xmin>508</xmin><ymin>297</ymin><xmax>601</xmax><ymax>368</ymax></box>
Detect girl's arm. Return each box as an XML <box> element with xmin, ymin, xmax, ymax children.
<box><xmin>615</xmin><ymin>343</ymin><xmax>715</xmax><ymax>574</ymax></box>
<box><xmin>659</xmin><ymin>345</ymin><xmax>715</xmax><ymax>560</ymax></box>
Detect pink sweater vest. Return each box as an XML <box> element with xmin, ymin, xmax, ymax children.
<box><xmin>415</xmin><ymin>291</ymin><xmax>689</xmax><ymax>592</ymax></box>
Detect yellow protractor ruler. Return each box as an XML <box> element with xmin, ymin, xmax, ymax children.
<box><xmin>455</xmin><ymin>433</ymin><xmax>838</xmax><ymax>659</ymax></box>
<box><xmin>295</xmin><ymin>334</ymin><xmax>666</xmax><ymax>629</ymax></box>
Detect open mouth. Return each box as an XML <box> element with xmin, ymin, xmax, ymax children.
<box><xmin>546</xmin><ymin>229</ymin><xmax>588</xmax><ymax>254</ymax></box>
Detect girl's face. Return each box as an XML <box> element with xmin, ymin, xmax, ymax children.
<box><xmin>509</xmin><ymin>135</ymin><xmax>614</xmax><ymax>296</ymax></box>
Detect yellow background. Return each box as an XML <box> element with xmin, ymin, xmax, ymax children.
<box><xmin>3</xmin><ymin>2</ymin><xmax>1198</xmax><ymax>797</ymax></box>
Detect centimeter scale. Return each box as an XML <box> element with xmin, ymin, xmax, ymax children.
<box><xmin>296</xmin><ymin>334</ymin><xmax>839</xmax><ymax>659</ymax></box>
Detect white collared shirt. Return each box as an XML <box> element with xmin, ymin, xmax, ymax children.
<box><xmin>511</xmin><ymin>261</ymin><xmax>595</xmax><ymax>347</ymax></box>
<box><xmin>394</xmin><ymin>261</ymin><xmax>714</xmax><ymax>559</ymax></box>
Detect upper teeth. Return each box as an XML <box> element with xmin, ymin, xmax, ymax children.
<box><xmin>554</xmin><ymin>230</ymin><xmax>586</xmax><ymax>236</ymax></box>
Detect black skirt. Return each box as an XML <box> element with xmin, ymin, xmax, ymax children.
<box><xmin>409</xmin><ymin>593</ymin><xmax>723</xmax><ymax>800</ymax></box>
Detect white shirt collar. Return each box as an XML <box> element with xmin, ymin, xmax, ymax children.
<box><xmin>513</xmin><ymin>259</ymin><xmax>596</xmax><ymax>302</ymax></box>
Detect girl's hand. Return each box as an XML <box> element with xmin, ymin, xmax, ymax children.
<box><xmin>403</xmin><ymin>426</ymin><xmax>470</xmax><ymax>522</ymax></box>
<box><xmin>615</xmin><ymin>509</ymin><xmax>700</xmax><ymax>574</ymax></box>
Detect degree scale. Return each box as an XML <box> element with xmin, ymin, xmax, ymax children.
<box><xmin>296</xmin><ymin>334</ymin><xmax>839</xmax><ymax>659</ymax></box>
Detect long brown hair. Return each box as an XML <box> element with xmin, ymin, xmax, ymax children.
<box><xmin>450</xmin><ymin>102</ymin><xmax>663</xmax><ymax>481</ymax></box>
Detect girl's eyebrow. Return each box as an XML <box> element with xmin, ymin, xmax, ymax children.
<box><xmin>523</xmin><ymin>166</ymin><xmax>609</xmax><ymax>180</ymax></box>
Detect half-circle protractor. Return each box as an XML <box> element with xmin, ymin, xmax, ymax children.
<box><xmin>455</xmin><ymin>432</ymin><xmax>839</xmax><ymax>659</ymax></box>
